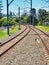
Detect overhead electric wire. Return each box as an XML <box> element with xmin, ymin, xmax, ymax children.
<box><xmin>41</xmin><ymin>0</ymin><xmax>49</xmax><ymax>4</ymax></box>
<box><xmin>12</xmin><ymin>2</ymin><xmax>19</xmax><ymax>7</ymax></box>
<box><xmin>41</xmin><ymin>5</ymin><xmax>49</xmax><ymax>8</ymax></box>
<box><xmin>12</xmin><ymin>2</ymin><xmax>30</xmax><ymax>11</ymax></box>
<box><xmin>24</xmin><ymin>0</ymin><xmax>31</xmax><ymax>5</ymax></box>
<box><xmin>20</xmin><ymin>7</ymin><xmax>30</xmax><ymax>10</ymax></box>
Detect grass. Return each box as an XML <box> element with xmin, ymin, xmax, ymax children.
<box><xmin>0</xmin><ymin>25</ymin><xmax>19</xmax><ymax>40</ymax></box>
<box><xmin>10</xmin><ymin>25</ymin><xmax>19</xmax><ymax>34</ymax></box>
<box><xmin>36</xmin><ymin>25</ymin><xmax>49</xmax><ymax>32</ymax></box>
<box><xmin>0</xmin><ymin>30</ymin><xmax>8</xmax><ymax>40</ymax></box>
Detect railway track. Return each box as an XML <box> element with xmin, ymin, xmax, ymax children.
<box><xmin>0</xmin><ymin>26</ymin><xmax>27</xmax><ymax>46</ymax></box>
<box><xmin>0</xmin><ymin>25</ymin><xmax>48</xmax><ymax>65</ymax></box>
<box><xmin>0</xmin><ymin>25</ymin><xmax>31</xmax><ymax>56</ymax></box>
<box><xmin>35</xmin><ymin>27</ymin><xmax>49</xmax><ymax>37</ymax></box>
<box><xmin>30</xmin><ymin>25</ymin><xmax>49</xmax><ymax>55</ymax></box>
<box><xmin>0</xmin><ymin>25</ymin><xmax>49</xmax><ymax>57</ymax></box>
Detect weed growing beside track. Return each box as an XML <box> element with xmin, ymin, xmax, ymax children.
<box><xmin>36</xmin><ymin>25</ymin><xmax>49</xmax><ymax>33</ymax></box>
<box><xmin>0</xmin><ymin>25</ymin><xmax>19</xmax><ymax>40</ymax></box>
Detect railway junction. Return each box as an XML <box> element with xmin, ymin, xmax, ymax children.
<box><xmin>0</xmin><ymin>0</ymin><xmax>49</xmax><ymax>65</ymax></box>
<box><xmin>0</xmin><ymin>25</ymin><xmax>49</xmax><ymax>65</ymax></box>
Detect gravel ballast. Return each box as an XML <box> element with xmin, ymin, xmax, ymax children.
<box><xmin>0</xmin><ymin>27</ymin><xmax>47</xmax><ymax>65</ymax></box>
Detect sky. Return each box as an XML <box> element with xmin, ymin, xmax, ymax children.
<box><xmin>1</xmin><ymin>0</ymin><xmax>49</xmax><ymax>14</ymax></box>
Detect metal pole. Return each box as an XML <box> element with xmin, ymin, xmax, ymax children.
<box><xmin>30</xmin><ymin>0</ymin><xmax>32</xmax><ymax>25</ymax></box>
<box><xmin>30</xmin><ymin>0</ymin><xmax>34</xmax><ymax>26</ymax></box>
<box><xmin>6</xmin><ymin>0</ymin><xmax>14</xmax><ymax>36</ymax></box>
<box><xmin>18</xmin><ymin>7</ymin><xmax>21</xmax><ymax>30</ymax></box>
<box><xmin>7</xmin><ymin>0</ymin><xmax>10</xmax><ymax>36</ymax></box>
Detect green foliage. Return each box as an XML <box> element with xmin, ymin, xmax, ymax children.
<box><xmin>10</xmin><ymin>25</ymin><xmax>19</xmax><ymax>34</ymax></box>
<box><xmin>0</xmin><ymin>25</ymin><xmax>19</xmax><ymax>40</ymax></box>
<box><xmin>15</xmin><ymin>17</ymin><xmax>19</xmax><ymax>23</ymax></box>
<box><xmin>38</xmin><ymin>10</ymin><xmax>49</xmax><ymax>25</ymax></box>
<box><xmin>21</xmin><ymin>14</ymin><xmax>39</xmax><ymax>25</ymax></box>
<box><xmin>1</xmin><ymin>17</ymin><xmax>7</xmax><ymax>26</ymax></box>
<box><xmin>0</xmin><ymin>17</ymin><xmax>17</xmax><ymax>26</ymax></box>
<box><xmin>34</xmin><ymin>17</ymin><xmax>39</xmax><ymax>25</ymax></box>
<box><xmin>9</xmin><ymin>18</ymin><xmax>16</xmax><ymax>25</ymax></box>
<box><xmin>45</xmin><ymin>17</ymin><xmax>49</xmax><ymax>21</ymax></box>
<box><xmin>0</xmin><ymin>19</ymin><xmax>2</xmax><ymax>26</ymax></box>
<box><xmin>0</xmin><ymin>17</ymin><xmax>7</xmax><ymax>26</ymax></box>
<box><xmin>36</xmin><ymin>25</ymin><xmax>49</xmax><ymax>32</ymax></box>
<box><xmin>21</xmin><ymin>15</ymin><xmax>30</xmax><ymax>24</ymax></box>
<box><xmin>0</xmin><ymin>29</ymin><xmax>8</xmax><ymax>40</ymax></box>
<box><xmin>27</xmin><ymin>16</ymin><xmax>30</xmax><ymax>23</ymax></box>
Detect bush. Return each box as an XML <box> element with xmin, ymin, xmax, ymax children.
<box><xmin>27</xmin><ymin>16</ymin><xmax>30</xmax><ymax>23</ymax></box>
<box><xmin>34</xmin><ymin>17</ymin><xmax>39</xmax><ymax>25</ymax></box>
<box><xmin>21</xmin><ymin>16</ymin><xmax>30</xmax><ymax>24</ymax></box>
<box><xmin>9</xmin><ymin>18</ymin><xmax>16</xmax><ymax>25</ymax></box>
<box><xmin>0</xmin><ymin>17</ymin><xmax>17</xmax><ymax>26</ymax></box>
<box><xmin>0</xmin><ymin>17</ymin><xmax>7</xmax><ymax>26</ymax></box>
<box><xmin>0</xmin><ymin>19</ymin><xmax>2</xmax><ymax>27</ymax></box>
<box><xmin>38</xmin><ymin>20</ymin><xmax>45</xmax><ymax>25</ymax></box>
<box><xmin>15</xmin><ymin>17</ymin><xmax>19</xmax><ymax>23</ymax></box>
<box><xmin>1</xmin><ymin>17</ymin><xmax>7</xmax><ymax>26</ymax></box>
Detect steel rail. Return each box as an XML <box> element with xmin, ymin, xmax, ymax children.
<box><xmin>0</xmin><ymin>26</ymin><xmax>27</xmax><ymax>46</ymax></box>
<box><xmin>34</xmin><ymin>27</ymin><xmax>49</xmax><ymax>37</ymax></box>
<box><xmin>30</xmin><ymin>26</ymin><xmax>49</xmax><ymax>55</ymax></box>
<box><xmin>0</xmin><ymin>25</ymin><xmax>31</xmax><ymax>56</ymax></box>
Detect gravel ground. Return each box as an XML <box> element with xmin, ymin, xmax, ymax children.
<box><xmin>0</xmin><ymin>28</ymin><xmax>47</xmax><ymax>65</ymax></box>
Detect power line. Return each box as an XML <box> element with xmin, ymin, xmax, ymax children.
<box><xmin>12</xmin><ymin>2</ymin><xmax>19</xmax><ymax>7</ymax></box>
<box><xmin>24</xmin><ymin>0</ymin><xmax>34</xmax><ymax>25</ymax></box>
<box><xmin>12</xmin><ymin>2</ymin><xmax>30</xmax><ymax>11</ymax></box>
<box><xmin>41</xmin><ymin>0</ymin><xmax>49</xmax><ymax>4</ymax></box>
<box><xmin>41</xmin><ymin>5</ymin><xmax>49</xmax><ymax>8</ymax></box>
<box><xmin>24</xmin><ymin>0</ymin><xmax>31</xmax><ymax>5</ymax></box>
<box><xmin>21</xmin><ymin>7</ymin><xmax>30</xmax><ymax>10</ymax></box>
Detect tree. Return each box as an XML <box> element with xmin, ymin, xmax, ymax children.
<box><xmin>30</xmin><ymin>8</ymin><xmax>36</xmax><ymax>25</ymax></box>
<box><xmin>31</xmin><ymin>8</ymin><xmax>36</xmax><ymax>16</ymax></box>
<box><xmin>15</xmin><ymin>17</ymin><xmax>19</xmax><ymax>23</ymax></box>
<box><xmin>45</xmin><ymin>11</ymin><xmax>49</xmax><ymax>22</ymax></box>
<box><xmin>38</xmin><ymin>9</ymin><xmax>46</xmax><ymax>25</ymax></box>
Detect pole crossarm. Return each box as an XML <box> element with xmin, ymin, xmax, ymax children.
<box><xmin>8</xmin><ymin>0</ymin><xmax>14</xmax><ymax>6</ymax></box>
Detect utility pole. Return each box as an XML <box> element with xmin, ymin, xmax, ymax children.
<box><xmin>18</xmin><ymin>7</ymin><xmax>21</xmax><ymax>30</ymax></box>
<box><xmin>31</xmin><ymin>0</ymin><xmax>34</xmax><ymax>26</ymax></box>
<box><xmin>6</xmin><ymin>0</ymin><xmax>14</xmax><ymax>36</ymax></box>
<box><xmin>0</xmin><ymin>0</ymin><xmax>3</xmax><ymax>19</ymax></box>
<box><xmin>30</xmin><ymin>0</ymin><xmax>32</xmax><ymax>25</ymax></box>
<box><xmin>24</xmin><ymin>0</ymin><xmax>34</xmax><ymax>25</ymax></box>
<box><xmin>7</xmin><ymin>0</ymin><xmax>10</xmax><ymax>36</ymax></box>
